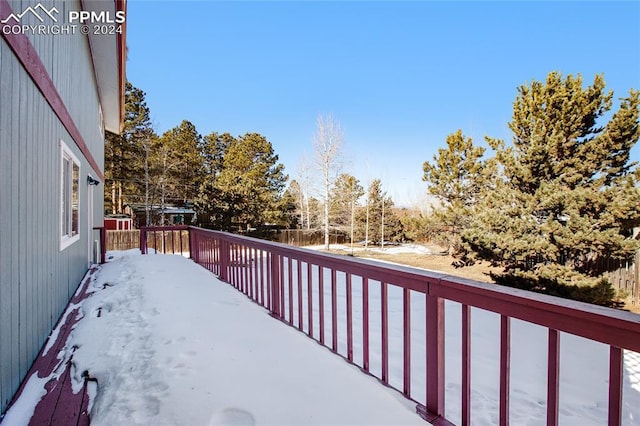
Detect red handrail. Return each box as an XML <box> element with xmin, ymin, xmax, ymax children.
<box><xmin>152</xmin><ymin>226</ymin><xmax>640</xmax><ymax>425</ymax></box>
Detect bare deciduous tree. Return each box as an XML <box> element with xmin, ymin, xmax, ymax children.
<box><xmin>313</xmin><ymin>113</ymin><xmax>344</xmax><ymax>250</ymax></box>
<box><xmin>296</xmin><ymin>153</ymin><xmax>315</xmax><ymax>230</ymax></box>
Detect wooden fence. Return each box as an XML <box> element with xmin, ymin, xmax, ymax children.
<box><xmin>273</xmin><ymin>229</ymin><xmax>347</xmax><ymax>247</ymax></box>
<box><xmin>606</xmin><ymin>251</ymin><xmax>640</xmax><ymax>305</ymax></box>
<box><xmin>139</xmin><ymin>226</ymin><xmax>190</xmax><ymax>256</ymax></box>
<box><xmin>107</xmin><ymin>230</ymin><xmax>140</xmax><ymax>251</ymax></box>
<box><xmin>107</xmin><ymin>228</ymin><xmax>190</xmax><ymax>255</ymax></box>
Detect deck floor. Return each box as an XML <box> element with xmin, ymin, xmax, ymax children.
<box><xmin>2</xmin><ymin>255</ymin><xmax>426</xmax><ymax>425</ymax></box>
<box><xmin>2</xmin><ymin>269</ymin><xmax>96</xmax><ymax>426</ymax></box>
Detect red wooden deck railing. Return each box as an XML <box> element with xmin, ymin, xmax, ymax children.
<box><xmin>139</xmin><ymin>225</ymin><xmax>190</xmax><ymax>255</ymax></box>
<box><xmin>140</xmin><ymin>226</ymin><xmax>640</xmax><ymax>425</ymax></box>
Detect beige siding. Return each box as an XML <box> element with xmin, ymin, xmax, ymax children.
<box><xmin>0</xmin><ymin>0</ymin><xmax>108</xmax><ymax>413</ymax></box>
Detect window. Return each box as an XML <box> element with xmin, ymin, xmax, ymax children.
<box><xmin>60</xmin><ymin>140</ymin><xmax>80</xmax><ymax>250</ymax></box>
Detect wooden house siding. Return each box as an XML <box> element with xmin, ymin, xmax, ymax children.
<box><xmin>0</xmin><ymin>0</ymin><xmax>119</xmax><ymax>414</ymax></box>
<box><xmin>14</xmin><ymin>0</ymin><xmax>106</xmax><ymax>177</ymax></box>
<box><xmin>25</xmin><ymin>0</ymin><xmax>106</xmax><ymax>168</ymax></box>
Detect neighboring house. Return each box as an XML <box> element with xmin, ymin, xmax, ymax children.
<box><xmin>130</xmin><ymin>204</ymin><xmax>197</xmax><ymax>228</ymax></box>
<box><xmin>0</xmin><ymin>0</ymin><xmax>126</xmax><ymax>415</ymax></box>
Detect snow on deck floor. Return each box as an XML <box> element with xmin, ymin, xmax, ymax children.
<box><xmin>26</xmin><ymin>251</ymin><xmax>425</xmax><ymax>426</ymax></box>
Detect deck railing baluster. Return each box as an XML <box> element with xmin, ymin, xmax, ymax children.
<box><xmin>346</xmin><ymin>273</ymin><xmax>353</xmax><ymax>362</ymax></box>
<box><xmin>308</xmin><ymin>262</ymin><xmax>313</xmax><ymax>338</ymax></box>
<box><xmin>298</xmin><ymin>260</ymin><xmax>303</xmax><ymax>330</ymax></box>
<box><xmin>363</xmin><ymin>276</ymin><xmax>369</xmax><ymax>372</ymax></box>
<box><xmin>319</xmin><ymin>266</ymin><xmax>325</xmax><ymax>345</ymax></box>
<box><xmin>403</xmin><ymin>287</ymin><xmax>411</xmax><ymax>396</ymax></box>
<box><xmin>547</xmin><ymin>329</ymin><xmax>559</xmax><ymax>426</ymax></box>
<box><xmin>332</xmin><ymin>269</ymin><xmax>338</xmax><ymax>352</ymax></box>
<box><xmin>462</xmin><ymin>304</ymin><xmax>471</xmax><ymax>425</ymax></box>
<box><xmin>381</xmin><ymin>281</ymin><xmax>389</xmax><ymax>384</ymax></box>
<box><xmin>500</xmin><ymin>315</ymin><xmax>511</xmax><ymax>426</ymax></box>
<box><xmin>288</xmin><ymin>256</ymin><xmax>294</xmax><ymax>324</ymax></box>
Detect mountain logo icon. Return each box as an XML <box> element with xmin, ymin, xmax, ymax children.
<box><xmin>1</xmin><ymin>3</ymin><xmax>59</xmax><ymax>24</ymax></box>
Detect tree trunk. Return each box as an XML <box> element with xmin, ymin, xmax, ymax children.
<box><xmin>145</xmin><ymin>143</ymin><xmax>150</xmax><ymax>226</ymax></box>
<box><xmin>117</xmin><ymin>181</ymin><xmax>122</xmax><ymax>214</ymax></box>
<box><xmin>161</xmin><ymin>180</ymin><xmax>166</xmax><ymax>226</ymax></box>
<box><xmin>324</xmin><ymin>182</ymin><xmax>330</xmax><ymax>250</ymax></box>
<box><xmin>111</xmin><ymin>181</ymin><xmax>116</xmax><ymax>215</ymax></box>
<box><xmin>365</xmin><ymin>198</ymin><xmax>369</xmax><ymax>249</ymax></box>
<box><xmin>381</xmin><ymin>199</ymin><xmax>385</xmax><ymax>250</ymax></box>
<box><xmin>160</xmin><ymin>153</ymin><xmax>167</xmax><ymax>226</ymax></box>
<box><xmin>350</xmin><ymin>199</ymin><xmax>355</xmax><ymax>254</ymax></box>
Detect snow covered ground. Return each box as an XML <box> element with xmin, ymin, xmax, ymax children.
<box><xmin>3</xmin><ymin>249</ymin><xmax>639</xmax><ymax>425</ymax></box>
<box><xmin>307</xmin><ymin>243</ymin><xmax>434</xmax><ymax>256</ymax></box>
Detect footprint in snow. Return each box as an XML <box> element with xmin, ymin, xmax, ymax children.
<box><xmin>214</xmin><ymin>299</ymin><xmax>241</xmax><ymax>307</ymax></box>
<box><xmin>209</xmin><ymin>408</ymin><xmax>255</xmax><ymax>426</ymax></box>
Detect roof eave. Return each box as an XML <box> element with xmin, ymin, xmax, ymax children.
<box><xmin>84</xmin><ymin>0</ymin><xmax>127</xmax><ymax>135</ymax></box>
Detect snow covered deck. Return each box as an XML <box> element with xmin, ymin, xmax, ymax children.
<box><xmin>0</xmin><ymin>269</ymin><xmax>97</xmax><ymax>426</ymax></box>
<box><xmin>2</xmin><ymin>252</ymin><xmax>425</xmax><ymax>425</ymax></box>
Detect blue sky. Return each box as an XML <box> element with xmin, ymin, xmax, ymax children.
<box><xmin>125</xmin><ymin>1</ymin><xmax>640</xmax><ymax>206</ymax></box>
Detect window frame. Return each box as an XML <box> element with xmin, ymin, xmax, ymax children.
<box><xmin>60</xmin><ymin>140</ymin><xmax>81</xmax><ymax>251</ymax></box>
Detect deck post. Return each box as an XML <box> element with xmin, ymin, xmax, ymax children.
<box><xmin>425</xmin><ymin>289</ymin><xmax>445</xmax><ymax>419</ymax></box>
<box><xmin>608</xmin><ymin>346</ymin><xmax>623</xmax><ymax>426</ymax></box>
<box><xmin>188</xmin><ymin>227</ymin><xmax>196</xmax><ymax>261</ymax></box>
<box><xmin>139</xmin><ymin>227</ymin><xmax>147</xmax><ymax>255</ymax></box>
<box><xmin>270</xmin><ymin>253</ymin><xmax>282</xmax><ymax>318</ymax></box>
<box><xmin>219</xmin><ymin>239</ymin><xmax>230</xmax><ymax>282</ymax></box>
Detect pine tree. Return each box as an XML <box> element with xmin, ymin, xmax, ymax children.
<box><xmin>104</xmin><ymin>81</ymin><xmax>156</xmax><ymax>214</ymax></box>
<box><xmin>464</xmin><ymin>72</ymin><xmax>640</xmax><ymax>303</ymax></box>
<box><xmin>200</xmin><ymin>132</ymin><xmax>234</xmax><ymax>178</ymax></box>
<box><xmin>195</xmin><ymin>132</ymin><xmax>236</xmax><ymax>227</ymax></box>
<box><xmin>306</xmin><ymin>197</ymin><xmax>323</xmax><ymax>230</ymax></box>
<box><xmin>356</xmin><ymin>179</ymin><xmax>404</xmax><ymax>245</ymax></box>
<box><xmin>212</xmin><ymin>133</ymin><xmax>288</xmax><ymax>231</ymax></box>
<box><xmin>159</xmin><ymin>120</ymin><xmax>204</xmax><ymax>205</ymax></box>
<box><xmin>423</xmin><ymin>129</ymin><xmax>495</xmax><ymax>255</ymax></box>
<box><xmin>330</xmin><ymin>174</ymin><xmax>364</xmax><ymax>250</ymax></box>
<box><xmin>287</xmin><ymin>179</ymin><xmax>306</xmax><ymax>228</ymax></box>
